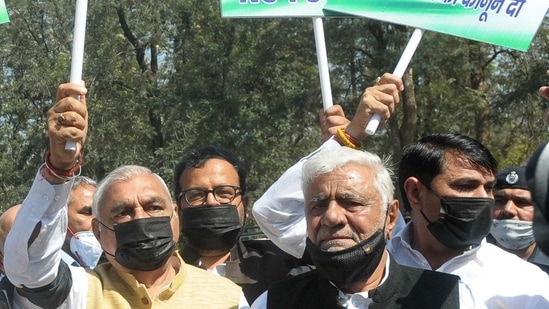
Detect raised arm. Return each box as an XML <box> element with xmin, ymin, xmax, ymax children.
<box><xmin>253</xmin><ymin>74</ymin><xmax>403</xmax><ymax>258</ymax></box>
<box><xmin>4</xmin><ymin>83</ymin><xmax>88</xmax><ymax>307</ymax></box>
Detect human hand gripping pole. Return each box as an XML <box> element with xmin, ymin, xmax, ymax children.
<box><xmin>46</xmin><ymin>83</ymin><xmax>88</xmax><ymax>183</ymax></box>
<box><xmin>65</xmin><ymin>0</ymin><xmax>88</xmax><ymax>151</ymax></box>
<box><xmin>365</xmin><ymin>28</ymin><xmax>424</xmax><ymax>135</ymax></box>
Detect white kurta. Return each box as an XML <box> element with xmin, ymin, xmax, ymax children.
<box><xmin>252</xmin><ymin>139</ymin><xmax>549</xmax><ymax>308</ymax></box>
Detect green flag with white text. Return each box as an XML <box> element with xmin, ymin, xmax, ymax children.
<box><xmin>323</xmin><ymin>0</ymin><xmax>548</xmax><ymax>51</ymax></box>
<box><xmin>221</xmin><ymin>0</ymin><xmax>548</xmax><ymax>51</ymax></box>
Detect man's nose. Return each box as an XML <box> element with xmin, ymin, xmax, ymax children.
<box><xmin>134</xmin><ymin>208</ymin><xmax>150</xmax><ymax>219</ymax></box>
<box><xmin>204</xmin><ymin>191</ymin><xmax>220</xmax><ymax>206</ymax></box>
<box><xmin>500</xmin><ymin>200</ymin><xmax>518</xmax><ymax>219</ymax></box>
<box><xmin>320</xmin><ymin>201</ymin><xmax>347</xmax><ymax>227</ymax></box>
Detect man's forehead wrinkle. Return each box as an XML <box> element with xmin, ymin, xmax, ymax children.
<box><xmin>311</xmin><ymin>185</ymin><xmax>360</xmax><ymax>197</ymax></box>
<box><xmin>316</xmin><ymin>170</ymin><xmax>367</xmax><ymax>188</ymax></box>
<box><xmin>342</xmin><ymin>169</ymin><xmax>366</xmax><ymax>181</ymax></box>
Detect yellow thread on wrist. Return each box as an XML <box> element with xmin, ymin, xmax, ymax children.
<box><xmin>336</xmin><ymin>127</ymin><xmax>361</xmax><ymax>150</ymax></box>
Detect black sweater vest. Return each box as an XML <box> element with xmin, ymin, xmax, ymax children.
<box><xmin>267</xmin><ymin>255</ymin><xmax>460</xmax><ymax>309</ymax></box>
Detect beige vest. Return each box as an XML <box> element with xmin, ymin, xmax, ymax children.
<box><xmin>86</xmin><ymin>252</ymin><xmax>242</xmax><ymax>308</ymax></box>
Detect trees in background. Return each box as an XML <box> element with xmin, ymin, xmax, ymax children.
<box><xmin>0</xmin><ymin>0</ymin><xmax>547</xmax><ymax>215</ymax></box>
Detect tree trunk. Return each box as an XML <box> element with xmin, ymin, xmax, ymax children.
<box><xmin>399</xmin><ymin>68</ymin><xmax>418</xmax><ymax>148</ymax></box>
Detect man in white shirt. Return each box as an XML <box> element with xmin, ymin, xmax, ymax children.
<box><xmin>388</xmin><ymin>133</ymin><xmax>549</xmax><ymax>308</ymax></box>
<box><xmin>252</xmin><ymin>146</ymin><xmax>460</xmax><ymax>308</ymax></box>
<box><xmin>253</xmin><ymin>79</ymin><xmax>549</xmax><ymax>308</ymax></box>
<box><xmin>4</xmin><ymin>82</ymin><xmax>248</xmax><ymax>308</ymax></box>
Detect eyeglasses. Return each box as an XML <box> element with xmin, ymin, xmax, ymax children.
<box><xmin>178</xmin><ymin>185</ymin><xmax>241</xmax><ymax>206</ymax></box>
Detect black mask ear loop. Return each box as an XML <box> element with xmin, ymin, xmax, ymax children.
<box><xmin>420</xmin><ymin>209</ymin><xmax>434</xmax><ymax>225</ymax></box>
<box><xmin>417</xmin><ymin>181</ymin><xmax>445</xmax><ymax>226</ymax></box>
<box><xmin>381</xmin><ymin>202</ymin><xmax>392</xmax><ymax>239</ymax></box>
<box><xmin>369</xmin><ymin>203</ymin><xmax>391</xmax><ymax>302</ymax></box>
<box><xmin>97</xmin><ymin>219</ymin><xmax>114</xmax><ymax>232</ymax></box>
<box><xmin>95</xmin><ymin>219</ymin><xmax>116</xmax><ymax>257</ymax></box>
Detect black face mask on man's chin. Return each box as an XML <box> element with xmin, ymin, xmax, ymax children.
<box><xmin>181</xmin><ymin>204</ymin><xmax>243</xmax><ymax>252</ymax></box>
<box><xmin>306</xmin><ymin>229</ymin><xmax>386</xmax><ymax>291</ymax></box>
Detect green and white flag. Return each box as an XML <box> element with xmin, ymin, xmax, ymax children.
<box><xmin>324</xmin><ymin>0</ymin><xmax>548</xmax><ymax>51</ymax></box>
<box><xmin>0</xmin><ymin>0</ymin><xmax>9</xmax><ymax>24</ymax></box>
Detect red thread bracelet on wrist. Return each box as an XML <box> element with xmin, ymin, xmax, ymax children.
<box><xmin>343</xmin><ymin>130</ymin><xmax>361</xmax><ymax>148</ymax></box>
<box><xmin>45</xmin><ymin>150</ymin><xmax>83</xmax><ymax>177</ymax></box>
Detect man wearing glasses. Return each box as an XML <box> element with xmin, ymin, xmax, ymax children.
<box><xmin>173</xmin><ymin>146</ymin><xmax>311</xmax><ymax>304</ymax></box>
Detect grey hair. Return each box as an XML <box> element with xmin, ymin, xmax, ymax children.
<box><xmin>68</xmin><ymin>176</ymin><xmax>97</xmax><ymax>205</ymax></box>
<box><xmin>92</xmin><ymin>165</ymin><xmax>173</xmax><ymax>217</ymax></box>
<box><xmin>301</xmin><ymin>147</ymin><xmax>395</xmax><ymax>211</ymax></box>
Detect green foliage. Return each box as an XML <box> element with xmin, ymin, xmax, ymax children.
<box><xmin>0</xmin><ymin>0</ymin><xmax>547</xmax><ymax>215</ymax></box>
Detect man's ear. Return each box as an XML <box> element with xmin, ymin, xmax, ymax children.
<box><xmin>172</xmin><ymin>203</ymin><xmax>181</xmax><ymax>227</ymax></box>
<box><xmin>172</xmin><ymin>203</ymin><xmax>179</xmax><ymax>217</ymax></box>
<box><xmin>403</xmin><ymin>177</ymin><xmax>424</xmax><ymax>211</ymax></box>
<box><xmin>385</xmin><ymin>200</ymin><xmax>400</xmax><ymax>238</ymax></box>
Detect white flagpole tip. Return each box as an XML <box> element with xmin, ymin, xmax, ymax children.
<box><xmin>66</xmin><ymin>0</ymin><xmax>88</xmax><ymax>152</ymax></box>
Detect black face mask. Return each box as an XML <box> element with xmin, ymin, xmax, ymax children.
<box><xmin>181</xmin><ymin>205</ymin><xmax>242</xmax><ymax>252</ymax></box>
<box><xmin>422</xmin><ymin>194</ymin><xmax>494</xmax><ymax>249</ymax></box>
<box><xmin>101</xmin><ymin>216</ymin><xmax>176</xmax><ymax>271</ymax></box>
<box><xmin>306</xmin><ymin>229</ymin><xmax>386</xmax><ymax>291</ymax></box>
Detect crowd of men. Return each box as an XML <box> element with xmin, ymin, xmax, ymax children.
<box><xmin>0</xmin><ymin>69</ymin><xmax>549</xmax><ymax>308</ymax></box>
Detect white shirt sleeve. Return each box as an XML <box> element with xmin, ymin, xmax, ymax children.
<box><xmin>252</xmin><ymin>138</ymin><xmax>341</xmax><ymax>258</ymax></box>
<box><xmin>4</xmin><ymin>169</ymin><xmax>73</xmax><ymax>288</ymax></box>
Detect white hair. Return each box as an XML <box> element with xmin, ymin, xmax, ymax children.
<box><xmin>92</xmin><ymin>165</ymin><xmax>172</xmax><ymax>217</ymax></box>
<box><xmin>301</xmin><ymin>147</ymin><xmax>395</xmax><ymax>211</ymax></box>
<box><xmin>68</xmin><ymin>175</ymin><xmax>97</xmax><ymax>205</ymax></box>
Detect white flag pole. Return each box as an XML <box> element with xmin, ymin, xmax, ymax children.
<box><xmin>66</xmin><ymin>0</ymin><xmax>88</xmax><ymax>151</ymax></box>
<box><xmin>365</xmin><ymin>28</ymin><xmax>424</xmax><ymax>135</ymax></box>
<box><xmin>313</xmin><ymin>17</ymin><xmax>333</xmax><ymax>111</ymax></box>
